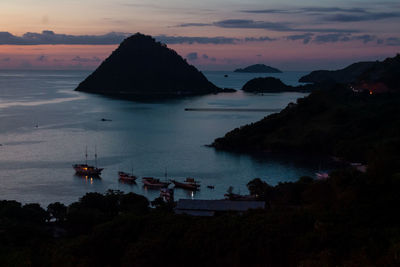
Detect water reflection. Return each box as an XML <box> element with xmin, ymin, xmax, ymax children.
<box><xmin>74</xmin><ymin>174</ymin><xmax>101</xmax><ymax>185</ymax></box>
<box><xmin>118</xmin><ymin>179</ymin><xmax>137</xmax><ymax>186</ymax></box>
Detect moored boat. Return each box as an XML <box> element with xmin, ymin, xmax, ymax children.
<box><xmin>172</xmin><ymin>177</ymin><xmax>200</xmax><ymax>190</ymax></box>
<box><xmin>142</xmin><ymin>177</ymin><xmax>170</xmax><ymax>188</ymax></box>
<box><xmin>118</xmin><ymin>171</ymin><xmax>137</xmax><ymax>182</ymax></box>
<box><xmin>73</xmin><ymin>146</ymin><xmax>103</xmax><ymax>177</ymax></box>
<box><xmin>73</xmin><ymin>164</ymin><xmax>103</xmax><ymax>177</ymax></box>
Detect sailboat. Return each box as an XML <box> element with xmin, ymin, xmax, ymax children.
<box><xmin>73</xmin><ymin>146</ymin><xmax>103</xmax><ymax>177</ymax></box>
<box><xmin>171</xmin><ymin>177</ymin><xmax>201</xmax><ymax>191</ymax></box>
<box><xmin>119</xmin><ymin>164</ymin><xmax>137</xmax><ymax>182</ymax></box>
<box><xmin>142</xmin><ymin>167</ymin><xmax>170</xmax><ymax>188</ymax></box>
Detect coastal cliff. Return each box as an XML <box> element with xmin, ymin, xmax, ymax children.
<box><xmin>75</xmin><ymin>33</ymin><xmax>223</xmax><ymax>98</ymax></box>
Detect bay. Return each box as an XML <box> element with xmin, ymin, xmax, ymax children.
<box><xmin>0</xmin><ymin>69</ymin><xmax>320</xmax><ymax>206</ymax></box>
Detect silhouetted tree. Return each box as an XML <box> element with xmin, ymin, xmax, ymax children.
<box><xmin>47</xmin><ymin>202</ymin><xmax>67</xmax><ymax>222</ymax></box>
<box><xmin>247</xmin><ymin>178</ymin><xmax>274</xmax><ymax>201</ymax></box>
<box><xmin>22</xmin><ymin>203</ymin><xmax>48</xmax><ymax>223</ymax></box>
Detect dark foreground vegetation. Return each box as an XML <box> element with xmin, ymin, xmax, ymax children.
<box><xmin>1</xmin><ymin>153</ymin><xmax>400</xmax><ymax>267</ymax></box>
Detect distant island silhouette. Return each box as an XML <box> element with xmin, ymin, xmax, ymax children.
<box><xmin>76</xmin><ymin>33</ymin><xmax>233</xmax><ymax>98</ymax></box>
<box><xmin>299</xmin><ymin>61</ymin><xmax>377</xmax><ymax>84</ymax></box>
<box><xmin>299</xmin><ymin>54</ymin><xmax>400</xmax><ymax>92</ymax></box>
<box><xmin>234</xmin><ymin>64</ymin><xmax>282</xmax><ymax>73</ymax></box>
<box><xmin>242</xmin><ymin>77</ymin><xmax>310</xmax><ymax>93</ymax></box>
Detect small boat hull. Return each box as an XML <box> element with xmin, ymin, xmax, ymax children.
<box><xmin>73</xmin><ymin>164</ymin><xmax>103</xmax><ymax>176</ymax></box>
<box><xmin>142</xmin><ymin>177</ymin><xmax>170</xmax><ymax>188</ymax></box>
<box><xmin>118</xmin><ymin>171</ymin><xmax>137</xmax><ymax>182</ymax></box>
<box><xmin>172</xmin><ymin>180</ymin><xmax>200</xmax><ymax>191</ymax></box>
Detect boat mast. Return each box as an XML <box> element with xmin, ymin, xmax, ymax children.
<box><xmin>85</xmin><ymin>145</ymin><xmax>88</xmax><ymax>165</ymax></box>
<box><xmin>165</xmin><ymin>167</ymin><xmax>167</xmax><ymax>181</ymax></box>
<box><xmin>95</xmin><ymin>145</ymin><xmax>98</xmax><ymax>168</ymax></box>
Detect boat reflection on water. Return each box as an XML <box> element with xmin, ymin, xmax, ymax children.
<box><xmin>118</xmin><ymin>179</ymin><xmax>137</xmax><ymax>186</ymax></box>
<box><xmin>187</xmin><ymin>190</ymin><xmax>196</xmax><ymax>199</ymax></box>
<box><xmin>172</xmin><ymin>187</ymin><xmax>197</xmax><ymax>199</ymax></box>
<box><xmin>74</xmin><ymin>174</ymin><xmax>101</xmax><ymax>185</ymax></box>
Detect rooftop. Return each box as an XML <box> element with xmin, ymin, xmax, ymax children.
<box><xmin>175</xmin><ymin>199</ymin><xmax>265</xmax><ymax>216</ymax></box>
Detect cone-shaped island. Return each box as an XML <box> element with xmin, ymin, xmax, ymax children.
<box><xmin>75</xmin><ymin>33</ymin><xmax>226</xmax><ymax>98</ymax></box>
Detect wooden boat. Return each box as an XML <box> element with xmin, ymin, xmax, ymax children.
<box><xmin>73</xmin><ymin>164</ymin><xmax>103</xmax><ymax>177</ymax></box>
<box><xmin>142</xmin><ymin>177</ymin><xmax>170</xmax><ymax>188</ymax></box>
<box><xmin>172</xmin><ymin>177</ymin><xmax>200</xmax><ymax>191</ymax></box>
<box><xmin>73</xmin><ymin>146</ymin><xmax>103</xmax><ymax>177</ymax></box>
<box><xmin>118</xmin><ymin>171</ymin><xmax>137</xmax><ymax>182</ymax></box>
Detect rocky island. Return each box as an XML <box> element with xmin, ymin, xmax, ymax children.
<box><xmin>75</xmin><ymin>33</ymin><xmax>230</xmax><ymax>98</ymax></box>
<box><xmin>242</xmin><ymin>77</ymin><xmax>311</xmax><ymax>93</ymax></box>
<box><xmin>234</xmin><ymin>64</ymin><xmax>282</xmax><ymax>73</ymax></box>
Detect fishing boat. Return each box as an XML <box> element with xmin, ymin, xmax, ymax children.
<box><xmin>74</xmin><ymin>164</ymin><xmax>103</xmax><ymax>176</ymax></box>
<box><xmin>171</xmin><ymin>177</ymin><xmax>200</xmax><ymax>191</ymax></box>
<box><xmin>73</xmin><ymin>146</ymin><xmax>103</xmax><ymax>177</ymax></box>
<box><xmin>142</xmin><ymin>177</ymin><xmax>170</xmax><ymax>188</ymax></box>
<box><xmin>118</xmin><ymin>171</ymin><xmax>137</xmax><ymax>182</ymax></box>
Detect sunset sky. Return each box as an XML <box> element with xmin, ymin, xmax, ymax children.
<box><xmin>0</xmin><ymin>0</ymin><xmax>399</xmax><ymax>70</ymax></box>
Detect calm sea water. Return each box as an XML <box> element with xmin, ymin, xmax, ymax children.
<box><xmin>0</xmin><ymin>70</ymin><xmax>321</xmax><ymax>206</ymax></box>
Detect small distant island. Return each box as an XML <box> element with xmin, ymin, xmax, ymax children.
<box><xmin>76</xmin><ymin>33</ymin><xmax>234</xmax><ymax>98</ymax></box>
<box><xmin>234</xmin><ymin>64</ymin><xmax>282</xmax><ymax>73</ymax></box>
<box><xmin>242</xmin><ymin>77</ymin><xmax>311</xmax><ymax>93</ymax></box>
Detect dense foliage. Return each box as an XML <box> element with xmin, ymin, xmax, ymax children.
<box><xmin>1</xmin><ymin>157</ymin><xmax>400</xmax><ymax>266</ymax></box>
<box><xmin>76</xmin><ymin>33</ymin><xmax>221</xmax><ymax>98</ymax></box>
